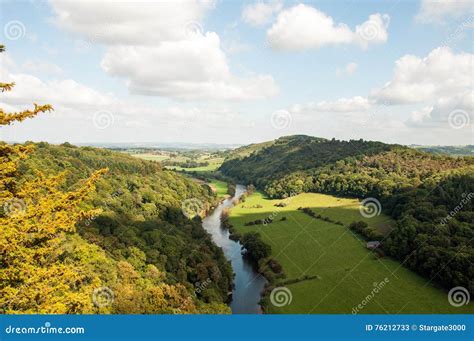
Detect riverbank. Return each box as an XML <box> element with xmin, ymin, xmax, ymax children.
<box><xmin>201</xmin><ymin>185</ymin><xmax>267</xmax><ymax>314</ymax></box>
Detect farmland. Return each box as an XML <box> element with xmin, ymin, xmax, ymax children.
<box><xmin>228</xmin><ymin>192</ymin><xmax>473</xmax><ymax>314</ymax></box>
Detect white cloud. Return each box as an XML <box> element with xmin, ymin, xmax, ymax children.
<box><xmin>408</xmin><ymin>90</ymin><xmax>473</xmax><ymax>127</ymax></box>
<box><xmin>0</xmin><ymin>55</ymin><xmax>252</xmax><ymax>143</ymax></box>
<box><xmin>49</xmin><ymin>0</ymin><xmax>215</xmax><ymax>45</ymax></box>
<box><xmin>266</xmin><ymin>4</ymin><xmax>389</xmax><ymax>51</ymax></box>
<box><xmin>21</xmin><ymin>60</ymin><xmax>63</xmax><ymax>76</ymax></box>
<box><xmin>417</xmin><ymin>0</ymin><xmax>474</xmax><ymax>23</ymax></box>
<box><xmin>101</xmin><ymin>33</ymin><xmax>278</xmax><ymax>100</ymax></box>
<box><xmin>409</xmin><ymin>106</ymin><xmax>434</xmax><ymax>124</ymax></box>
<box><xmin>0</xmin><ymin>70</ymin><xmax>112</xmax><ymax>109</ymax></box>
<box><xmin>289</xmin><ymin>96</ymin><xmax>370</xmax><ymax>114</ymax></box>
<box><xmin>370</xmin><ymin>47</ymin><xmax>473</xmax><ymax>105</ymax></box>
<box><xmin>242</xmin><ymin>1</ymin><xmax>283</xmax><ymax>27</ymax></box>
<box><xmin>336</xmin><ymin>62</ymin><xmax>358</xmax><ymax>77</ymax></box>
<box><xmin>49</xmin><ymin>0</ymin><xmax>277</xmax><ymax>101</ymax></box>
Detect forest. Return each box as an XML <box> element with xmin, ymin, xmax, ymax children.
<box><xmin>220</xmin><ymin>135</ymin><xmax>474</xmax><ymax>295</ymax></box>
<box><xmin>2</xmin><ymin>140</ymin><xmax>233</xmax><ymax>314</ymax></box>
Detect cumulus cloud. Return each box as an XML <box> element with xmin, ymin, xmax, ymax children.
<box><xmin>408</xmin><ymin>90</ymin><xmax>473</xmax><ymax>128</ymax></box>
<box><xmin>0</xmin><ymin>55</ymin><xmax>225</xmax><ymax>124</ymax></box>
<box><xmin>0</xmin><ymin>71</ymin><xmax>112</xmax><ymax>110</ymax></box>
<box><xmin>49</xmin><ymin>0</ymin><xmax>214</xmax><ymax>45</ymax></box>
<box><xmin>49</xmin><ymin>0</ymin><xmax>277</xmax><ymax>101</ymax></box>
<box><xmin>101</xmin><ymin>33</ymin><xmax>278</xmax><ymax>101</ymax></box>
<box><xmin>288</xmin><ymin>96</ymin><xmax>370</xmax><ymax>114</ymax></box>
<box><xmin>0</xmin><ymin>54</ymin><xmax>250</xmax><ymax>143</ymax></box>
<box><xmin>266</xmin><ymin>4</ymin><xmax>389</xmax><ymax>51</ymax></box>
<box><xmin>370</xmin><ymin>47</ymin><xmax>473</xmax><ymax>105</ymax></box>
<box><xmin>417</xmin><ymin>0</ymin><xmax>474</xmax><ymax>23</ymax></box>
<box><xmin>242</xmin><ymin>1</ymin><xmax>283</xmax><ymax>27</ymax></box>
<box><xmin>336</xmin><ymin>62</ymin><xmax>358</xmax><ymax>77</ymax></box>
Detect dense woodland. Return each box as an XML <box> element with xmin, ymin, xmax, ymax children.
<box><xmin>22</xmin><ymin>143</ymin><xmax>233</xmax><ymax>305</ymax></box>
<box><xmin>2</xmin><ymin>140</ymin><xmax>233</xmax><ymax>314</ymax></box>
<box><xmin>220</xmin><ymin>135</ymin><xmax>474</xmax><ymax>294</ymax></box>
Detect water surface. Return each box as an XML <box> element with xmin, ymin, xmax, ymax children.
<box><xmin>202</xmin><ymin>184</ymin><xmax>267</xmax><ymax>314</ymax></box>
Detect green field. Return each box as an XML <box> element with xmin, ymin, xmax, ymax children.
<box><xmin>165</xmin><ymin>157</ymin><xmax>224</xmax><ymax>172</ymax></box>
<box><xmin>208</xmin><ymin>179</ymin><xmax>229</xmax><ymax>199</ymax></box>
<box><xmin>130</xmin><ymin>153</ymin><xmax>171</xmax><ymax>162</ymax></box>
<box><xmin>130</xmin><ymin>151</ymin><xmax>224</xmax><ymax>172</ymax></box>
<box><xmin>229</xmin><ymin>192</ymin><xmax>473</xmax><ymax>314</ymax></box>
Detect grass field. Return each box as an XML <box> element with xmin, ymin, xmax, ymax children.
<box><xmin>166</xmin><ymin>157</ymin><xmax>224</xmax><ymax>172</ymax></box>
<box><xmin>208</xmin><ymin>179</ymin><xmax>229</xmax><ymax>199</ymax></box>
<box><xmin>130</xmin><ymin>153</ymin><xmax>171</xmax><ymax>162</ymax></box>
<box><xmin>131</xmin><ymin>151</ymin><xmax>224</xmax><ymax>172</ymax></box>
<box><xmin>229</xmin><ymin>192</ymin><xmax>473</xmax><ymax>314</ymax></box>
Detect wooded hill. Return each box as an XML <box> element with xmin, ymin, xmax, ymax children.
<box><xmin>2</xmin><ymin>141</ymin><xmax>232</xmax><ymax>314</ymax></box>
<box><xmin>219</xmin><ymin>135</ymin><xmax>474</xmax><ymax>294</ymax></box>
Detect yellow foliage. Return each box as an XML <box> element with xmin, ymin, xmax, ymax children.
<box><xmin>0</xmin><ymin>44</ymin><xmax>106</xmax><ymax>314</ymax></box>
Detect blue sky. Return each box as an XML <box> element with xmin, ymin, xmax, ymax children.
<box><xmin>0</xmin><ymin>0</ymin><xmax>472</xmax><ymax>145</ymax></box>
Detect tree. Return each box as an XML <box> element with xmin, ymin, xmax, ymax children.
<box><xmin>0</xmin><ymin>44</ymin><xmax>106</xmax><ymax>313</ymax></box>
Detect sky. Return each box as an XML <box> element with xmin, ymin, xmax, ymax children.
<box><xmin>0</xmin><ymin>0</ymin><xmax>472</xmax><ymax>146</ymax></box>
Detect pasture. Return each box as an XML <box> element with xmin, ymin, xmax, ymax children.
<box><xmin>229</xmin><ymin>192</ymin><xmax>473</xmax><ymax>314</ymax></box>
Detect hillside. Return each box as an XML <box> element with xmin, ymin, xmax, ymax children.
<box><xmin>220</xmin><ymin>135</ymin><xmax>474</xmax><ymax>198</ymax></box>
<box><xmin>220</xmin><ymin>135</ymin><xmax>474</xmax><ymax>295</ymax></box>
<box><xmin>5</xmin><ymin>142</ymin><xmax>234</xmax><ymax>313</ymax></box>
<box><xmin>220</xmin><ymin>135</ymin><xmax>394</xmax><ymax>190</ymax></box>
<box><xmin>413</xmin><ymin>145</ymin><xmax>474</xmax><ymax>157</ymax></box>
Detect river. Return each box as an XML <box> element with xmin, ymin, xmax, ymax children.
<box><xmin>202</xmin><ymin>184</ymin><xmax>267</xmax><ymax>314</ymax></box>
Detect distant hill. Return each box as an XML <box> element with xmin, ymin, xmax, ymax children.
<box><xmin>411</xmin><ymin>145</ymin><xmax>474</xmax><ymax>156</ymax></box>
<box><xmin>220</xmin><ymin>135</ymin><xmax>473</xmax><ymax>198</ymax></box>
